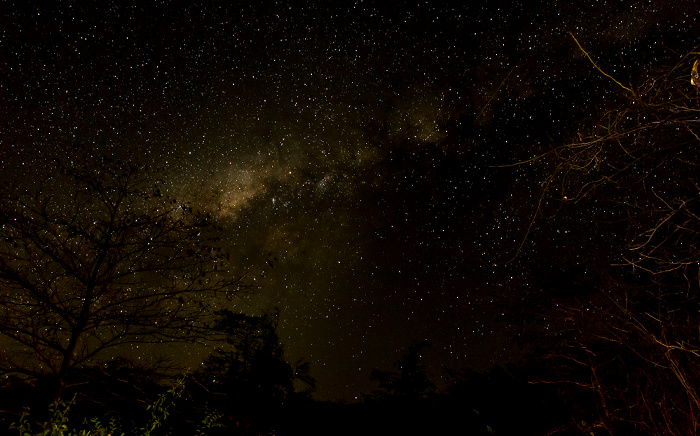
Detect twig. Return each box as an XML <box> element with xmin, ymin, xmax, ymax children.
<box><xmin>569</xmin><ymin>32</ymin><xmax>634</xmax><ymax>95</ymax></box>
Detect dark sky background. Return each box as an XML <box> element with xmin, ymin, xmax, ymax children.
<box><xmin>1</xmin><ymin>0</ymin><xmax>699</xmax><ymax>401</ymax></box>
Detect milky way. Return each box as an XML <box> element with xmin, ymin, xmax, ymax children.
<box><xmin>2</xmin><ymin>0</ymin><xmax>698</xmax><ymax>400</ymax></box>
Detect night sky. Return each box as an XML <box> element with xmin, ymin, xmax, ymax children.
<box><xmin>2</xmin><ymin>0</ymin><xmax>699</xmax><ymax>401</ymax></box>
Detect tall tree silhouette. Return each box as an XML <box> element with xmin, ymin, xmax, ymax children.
<box><xmin>371</xmin><ymin>340</ymin><xmax>434</xmax><ymax>400</ymax></box>
<box><xmin>0</xmin><ymin>144</ymin><xmax>244</xmax><ymax>399</ymax></box>
<box><xmin>199</xmin><ymin>309</ymin><xmax>315</xmax><ymax>405</ymax></box>
<box><xmin>193</xmin><ymin>309</ymin><xmax>315</xmax><ymax>434</ymax></box>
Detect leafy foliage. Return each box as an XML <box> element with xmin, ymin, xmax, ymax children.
<box><xmin>9</xmin><ymin>375</ymin><xmax>222</xmax><ymax>436</ymax></box>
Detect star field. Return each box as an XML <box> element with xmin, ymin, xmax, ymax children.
<box><xmin>1</xmin><ymin>0</ymin><xmax>698</xmax><ymax>400</ymax></box>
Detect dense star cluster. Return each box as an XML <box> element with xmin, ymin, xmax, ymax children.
<box><xmin>1</xmin><ymin>0</ymin><xmax>698</xmax><ymax>402</ymax></box>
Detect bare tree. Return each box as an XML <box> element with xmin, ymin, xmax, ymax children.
<box><xmin>0</xmin><ymin>145</ymin><xmax>245</xmax><ymax>398</ymax></box>
<box><xmin>527</xmin><ymin>42</ymin><xmax>700</xmax><ymax>434</ymax></box>
<box><xmin>540</xmin><ymin>39</ymin><xmax>700</xmax><ymax>283</ymax></box>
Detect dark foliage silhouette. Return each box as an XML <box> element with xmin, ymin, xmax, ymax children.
<box><xmin>190</xmin><ymin>308</ymin><xmax>315</xmax><ymax>434</ymax></box>
<box><xmin>370</xmin><ymin>340</ymin><xmax>434</xmax><ymax>400</ymax></box>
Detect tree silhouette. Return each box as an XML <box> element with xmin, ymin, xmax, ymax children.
<box><xmin>0</xmin><ymin>144</ymin><xmax>244</xmax><ymax>400</ymax></box>
<box><xmin>192</xmin><ymin>309</ymin><xmax>314</xmax><ymax>434</ymax></box>
<box><xmin>198</xmin><ymin>309</ymin><xmax>315</xmax><ymax>403</ymax></box>
<box><xmin>371</xmin><ymin>340</ymin><xmax>434</xmax><ymax>400</ymax></box>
